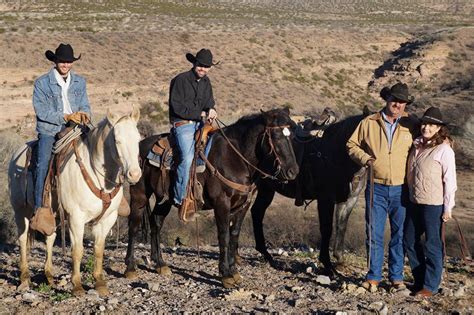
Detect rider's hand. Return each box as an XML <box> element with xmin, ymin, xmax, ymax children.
<box><xmin>78</xmin><ymin>112</ymin><xmax>90</xmax><ymax>124</ymax></box>
<box><xmin>208</xmin><ymin>108</ymin><xmax>217</xmax><ymax>123</ymax></box>
<box><xmin>64</xmin><ymin>112</ymin><xmax>82</xmax><ymax>124</ymax></box>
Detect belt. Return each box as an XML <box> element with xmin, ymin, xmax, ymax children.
<box><xmin>172</xmin><ymin>120</ymin><xmax>195</xmax><ymax>128</ymax></box>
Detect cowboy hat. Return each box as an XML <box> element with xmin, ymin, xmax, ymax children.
<box><xmin>380</xmin><ymin>82</ymin><xmax>414</xmax><ymax>104</ymax></box>
<box><xmin>420</xmin><ymin>107</ymin><xmax>447</xmax><ymax>125</ymax></box>
<box><xmin>186</xmin><ymin>48</ymin><xmax>219</xmax><ymax>67</ymax></box>
<box><xmin>45</xmin><ymin>43</ymin><xmax>81</xmax><ymax>63</ymax></box>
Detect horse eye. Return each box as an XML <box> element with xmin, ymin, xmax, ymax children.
<box><xmin>282</xmin><ymin>127</ymin><xmax>291</xmax><ymax>137</ymax></box>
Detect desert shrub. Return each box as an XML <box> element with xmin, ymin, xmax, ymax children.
<box><xmin>0</xmin><ymin>130</ymin><xmax>26</xmax><ymax>244</ymax></box>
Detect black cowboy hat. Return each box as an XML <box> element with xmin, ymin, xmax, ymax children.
<box><xmin>186</xmin><ymin>48</ymin><xmax>219</xmax><ymax>67</ymax></box>
<box><xmin>380</xmin><ymin>82</ymin><xmax>414</xmax><ymax>104</ymax></box>
<box><xmin>420</xmin><ymin>106</ymin><xmax>447</xmax><ymax>125</ymax></box>
<box><xmin>45</xmin><ymin>43</ymin><xmax>81</xmax><ymax>63</ymax></box>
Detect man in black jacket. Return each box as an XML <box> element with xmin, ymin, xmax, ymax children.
<box><xmin>169</xmin><ymin>48</ymin><xmax>218</xmax><ymax>221</ymax></box>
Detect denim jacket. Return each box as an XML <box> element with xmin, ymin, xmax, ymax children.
<box><xmin>33</xmin><ymin>68</ymin><xmax>91</xmax><ymax>136</ymax></box>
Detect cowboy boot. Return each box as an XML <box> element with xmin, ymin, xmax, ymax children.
<box><xmin>30</xmin><ymin>207</ymin><xmax>56</xmax><ymax>236</ymax></box>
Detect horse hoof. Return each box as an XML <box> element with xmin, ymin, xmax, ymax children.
<box><xmin>45</xmin><ymin>273</ymin><xmax>54</xmax><ymax>286</ymax></box>
<box><xmin>17</xmin><ymin>281</ymin><xmax>30</xmax><ymax>291</ymax></box>
<box><xmin>72</xmin><ymin>285</ymin><xmax>86</xmax><ymax>296</ymax></box>
<box><xmin>125</xmin><ymin>270</ymin><xmax>138</xmax><ymax>280</ymax></box>
<box><xmin>221</xmin><ymin>276</ymin><xmax>236</xmax><ymax>289</ymax></box>
<box><xmin>156</xmin><ymin>266</ymin><xmax>172</xmax><ymax>276</ymax></box>
<box><xmin>234</xmin><ymin>254</ymin><xmax>243</xmax><ymax>265</ymax></box>
<box><xmin>95</xmin><ymin>283</ymin><xmax>109</xmax><ymax>297</ymax></box>
<box><xmin>232</xmin><ymin>272</ymin><xmax>243</xmax><ymax>285</ymax></box>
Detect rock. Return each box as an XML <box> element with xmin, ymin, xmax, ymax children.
<box><xmin>265</xmin><ymin>294</ymin><xmax>276</xmax><ymax>302</ymax></box>
<box><xmin>355</xmin><ymin>287</ymin><xmax>366</xmax><ymax>295</ymax></box>
<box><xmin>291</xmin><ymin>286</ymin><xmax>303</xmax><ymax>292</ymax></box>
<box><xmin>87</xmin><ymin>289</ymin><xmax>99</xmax><ymax>296</ymax></box>
<box><xmin>58</xmin><ymin>278</ymin><xmax>68</xmax><ymax>287</ymax></box>
<box><xmin>148</xmin><ymin>282</ymin><xmax>160</xmax><ymax>292</ymax></box>
<box><xmin>454</xmin><ymin>286</ymin><xmax>465</xmax><ymax>297</ymax></box>
<box><xmin>99</xmin><ymin>305</ymin><xmax>106</xmax><ymax>311</ymax></box>
<box><xmin>108</xmin><ymin>297</ymin><xmax>119</xmax><ymax>305</ymax></box>
<box><xmin>369</xmin><ymin>301</ymin><xmax>387</xmax><ymax>315</ymax></box>
<box><xmin>22</xmin><ymin>292</ymin><xmax>37</xmax><ymax>303</ymax></box>
<box><xmin>282</xmin><ymin>251</ymin><xmax>289</xmax><ymax>257</ymax></box>
<box><xmin>346</xmin><ymin>284</ymin><xmax>358</xmax><ymax>293</ymax></box>
<box><xmin>336</xmin><ymin>312</ymin><xmax>347</xmax><ymax>315</ymax></box>
<box><xmin>396</xmin><ymin>289</ymin><xmax>411</xmax><ymax>297</ymax></box>
<box><xmin>306</xmin><ymin>266</ymin><xmax>313</xmax><ymax>274</ymax></box>
<box><xmin>316</xmin><ymin>275</ymin><xmax>331</xmax><ymax>285</ymax></box>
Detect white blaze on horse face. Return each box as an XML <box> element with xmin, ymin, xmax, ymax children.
<box><xmin>113</xmin><ymin>117</ymin><xmax>142</xmax><ymax>184</ymax></box>
<box><xmin>282</xmin><ymin>127</ymin><xmax>291</xmax><ymax>137</ymax></box>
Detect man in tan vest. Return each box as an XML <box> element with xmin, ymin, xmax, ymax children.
<box><xmin>347</xmin><ymin>82</ymin><xmax>418</xmax><ymax>291</ymax></box>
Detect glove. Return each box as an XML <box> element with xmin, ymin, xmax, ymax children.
<box><xmin>64</xmin><ymin>112</ymin><xmax>82</xmax><ymax>124</ymax></box>
<box><xmin>78</xmin><ymin>112</ymin><xmax>90</xmax><ymax>124</ymax></box>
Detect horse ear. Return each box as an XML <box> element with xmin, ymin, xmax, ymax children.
<box><xmin>282</xmin><ymin>107</ymin><xmax>290</xmax><ymax>115</ymax></box>
<box><xmin>106</xmin><ymin>108</ymin><xmax>120</xmax><ymax>125</ymax></box>
<box><xmin>363</xmin><ymin>105</ymin><xmax>371</xmax><ymax>116</ymax></box>
<box><xmin>130</xmin><ymin>105</ymin><xmax>140</xmax><ymax>123</ymax></box>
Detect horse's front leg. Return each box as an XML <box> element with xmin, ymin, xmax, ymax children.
<box><xmin>69</xmin><ymin>216</ymin><xmax>86</xmax><ymax>296</ymax></box>
<box><xmin>92</xmin><ymin>213</ymin><xmax>118</xmax><ymax>297</ymax></box>
<box><xmin>150</xmin><ymin>201</ymin><xmax>172</xmax><ymax>275</ymax></box>
<box><xmin>214</xmin><ymin>206</ymin><xmax>233</xmax><ymax>288</ymax></box>
<box><xmin>44</xmin><ymin>231</ymin><xmax>57</xmax><ymax>286</ymax></box>
<box><xmin>229</xmin><ymin>204</ymin><xmax>250</xmax><ymax>285</ymax></box>
<box><xmin>250</xmin><ymin>188</ymin><xmax>276</xmax><ymax>263</ymax></box>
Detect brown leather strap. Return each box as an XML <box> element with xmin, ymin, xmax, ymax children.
<box><xmin>198</xmin><ymin>151</ymin><xmax>255</xmax><ymax>194</ymax></box>
<box><xmin>452</xmin><ymin>215</ymin><xmax>471</xmax><ymax>263</ymax></box>
<box><xmin>73</xmin><ymin>140</ymin><xmax>121</xmax><ymax>225</ymax></box>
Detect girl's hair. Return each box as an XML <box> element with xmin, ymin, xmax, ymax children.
<box><xmin>425</xmin><ymin>124</ymin><xmax>453</xmax><ymax>147</ymax></box>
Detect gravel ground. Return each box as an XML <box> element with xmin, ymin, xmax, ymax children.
<box><xmin>0</xmin><ymin>242</ymin><xmax>472</xmax><ymax>313</ymax></box>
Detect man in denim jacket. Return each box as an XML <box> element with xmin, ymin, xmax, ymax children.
<box><xmin>30</xmin><ymin>43</ymin><xmax>91</xmax><ymax>235</ymax></box>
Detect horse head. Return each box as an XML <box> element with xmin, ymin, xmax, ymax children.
<box><xmin>106</xmin><ymin>107</ymin><xmax>142</xmax><ymax>184</ymax></box>
<box><xmin>260</xmin><ymin>108</ymin><xmax>299</xmax><ymax>181</ymax></box>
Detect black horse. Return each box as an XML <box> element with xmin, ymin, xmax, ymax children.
<box><xmin>249</xmin><ymin>112</ymin><xmax>370</xmax><ymax>274</ymax></box>
<box><xmin>124</xmin><ymin>108</ymin><xmax>299</xmax><ymax>288</ymax></box>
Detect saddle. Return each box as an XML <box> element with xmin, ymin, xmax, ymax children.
<box><xmin>25</xmin><ymin>126</ymin><xmax>89</xmax><ymax>235</ymax></box>
<box><xmin>293</xmin><ymin>108</ymin><xmax>337</xmax><ymax>206</ymax></box>
<box><xmin>146</xmin><ymin>123</ymin><xmax>218</xmax><ymax>222</ymax></box>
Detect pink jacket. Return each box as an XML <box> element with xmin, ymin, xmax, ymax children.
<box><xmin>407</xmin><ymin>137</ymin><xmax>457</xmax><ymax>212</ymax></box>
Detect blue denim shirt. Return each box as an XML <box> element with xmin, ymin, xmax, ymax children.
<box><xmin>381</xmin><ymin>111</ymin><xmax>401</xmax><ymax>150</ymax></box>
<box><xmin>33</xmin><ymin>68</ymin><xmax>91</xmax><ymax>136</ymax></box>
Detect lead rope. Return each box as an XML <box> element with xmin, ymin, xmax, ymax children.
<box><xmin>367</xmin><ymin>164</ymin><xmax>374</xmax><ymax>269</ymax></box>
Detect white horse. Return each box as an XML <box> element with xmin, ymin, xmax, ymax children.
<box><xmin>8</xmin><ymin>108</ymin><xmax>142</xmax><ymax>296</ymax></box>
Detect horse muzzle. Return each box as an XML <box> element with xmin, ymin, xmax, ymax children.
<box><xmin>279</xmin><ymin>164</ymin><xmax>299</xmax><ymax>181</ymax></box>
<box><xmin>125</xmin><ymin>168</ymin><xmax>142</xmax><ymax>184</ymax></box>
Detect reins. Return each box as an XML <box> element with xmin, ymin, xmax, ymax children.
<box><xmin>215</xmin><ymin>118</ymin><xmax>289</xmax><ymax>181</ymax></box>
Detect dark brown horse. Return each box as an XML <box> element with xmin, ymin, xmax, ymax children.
<box><xmin>249</xmin><ymin>110</ymin><xmax>420</xmax><ymax>274</ymax></box>
<box><xmin>249</xmin><ymin>112</ymin><xmax>368</xmax><ymax>274</ymax></box>
<box><xmin>124</xmin><ymin>108</ymin><xmax>299</xmax><ymax>288</ymax></box>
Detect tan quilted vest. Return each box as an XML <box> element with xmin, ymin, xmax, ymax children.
<box><xmin>408</xmin><ymin>145</ymin><xmax>443</xmax><ymax>205</ymax></box>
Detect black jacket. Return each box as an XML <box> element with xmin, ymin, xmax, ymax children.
<box><xmin>168</xmin><ymin>69</ymin><xmax>215</xmax><ymax>122</ymax></box>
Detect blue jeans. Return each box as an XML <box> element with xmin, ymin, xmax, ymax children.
<box><xmin>404</xmin><ymin>203</ymin><xmax>444</xmax><ymax>293</ymax></box>
<box><xmin>172</xmin><ymin>121</ymin><xmax>200</xmax><ymax>205</ymax></box>
<box><xmin>365</xmin><ymin>182</ymin><xmax>407</xmax><ymax>282</ymax></box>
<box><xmin>34</xmin><ymin>133</ymin><xmax>55</xmax><ymax>210</ymax></box>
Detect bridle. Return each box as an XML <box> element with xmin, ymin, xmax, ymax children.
<box><xmin>215</xmin><ymin>119</ymin><xmax>291</xmax><ymax>182</ymax></box>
